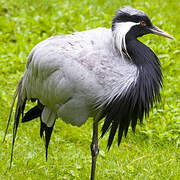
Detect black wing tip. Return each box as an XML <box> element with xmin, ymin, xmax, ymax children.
<box><xmin>22</xmin><ymin>105</ymin><xmax>42</xmax><ymax>123</ymax></box>
<box><xmin>40</xmin><ymin>118</ymin><xmax>56</xmax><ymax>161</ymax></box>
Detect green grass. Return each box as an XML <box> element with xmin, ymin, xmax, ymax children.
<box><xmin>0</xmin><ymin>0</ymin><xmax>179</xmax><ymax>179</ymax></box>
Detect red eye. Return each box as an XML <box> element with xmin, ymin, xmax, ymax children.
<box><xmin>140</xmin><ymin>21</ymin><xmax>146</xmax><ymax>26</ymax></box>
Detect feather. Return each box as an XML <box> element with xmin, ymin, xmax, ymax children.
<box><xmin>99</xmin><ymin>38</ymin><xmax>162</xmax><ymax>149</ymax></box>
<box><xmin>3</xmin><ymin>91</ymin><xmax>17</xmax><ymax>143</ymax></box>
<box><xmin>22</xmin><ymin>103</ymin><xmax>44</xmax><ymax>123</ymax></box>
<box><xmin>40</xmin><ymin>117</ymin><xmax>56</xmax><ymax>161</ymax></box>
<box><xmin>10</xmin><ymin>77</ymin><xmax>25</xmax><ymax>168</ymax></box>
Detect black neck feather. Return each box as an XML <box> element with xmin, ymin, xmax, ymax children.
<box><xmin>99</xmin><ymin>39</ymin><xmax>162</xmax><ymax>149</ymax></box>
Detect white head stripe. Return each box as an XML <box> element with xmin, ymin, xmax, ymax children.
<box><xmin>113</xmin><ymin>22</ymin><xmax>140</xmax><ymax>59</ymax></box>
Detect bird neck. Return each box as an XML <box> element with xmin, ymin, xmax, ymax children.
<box><xmin>125</xmin><ymin>38</ymin><xmax>163</xmax><ymax>111</ymax></box>
<box><xmin>126</xmin><ymin>39</ymin><xmax>160</xmax><ymax>69</ymax></box>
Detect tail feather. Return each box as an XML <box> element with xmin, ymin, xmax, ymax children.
<box><xmin>9</xmin><ymin>77</ymin><xmax>25</xmax><ymax>168</ymax></box>
<box><xmin>6</xmin><ymin>77</ymin><xmax>56</xmax><ymax>167</ymax></box>
<box><xmin>10</xmin><ymin>98</ymin><xmax>22</xmax><ymax>167</ymax></box>
<box><xmin>40</xmin><ymin>117</ymin><xmax>56</xmax><ymax>161</ymax></box>
<box><xmin>3</xmin><ymin>91</ymin><xmax>18</xmax><ymax>143</ymax></box>
<box><xmin>45</xmin><ymin>122</ymin><xmax>55</xmax><ymax>161</ymax></box>
<box><xmin>21</xmin><ymin>98</ymin><xmax>27</xmax><ymax>118</ymax></box>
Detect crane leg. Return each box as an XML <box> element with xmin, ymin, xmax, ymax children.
<box><xmin>90</xmin><ymin>120</ymin><xmax>99</xmax><ymax>180</ymax></box>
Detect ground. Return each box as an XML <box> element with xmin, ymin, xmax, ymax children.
<box><xmin>0</xmin><ymin>0</ymin><xmax>179</xmax><ymax>179</ymax></box>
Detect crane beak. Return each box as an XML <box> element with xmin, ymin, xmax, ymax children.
<box><xmin>150</xmin><ymin>25</ymin><xmax>175</xmax><ymax>40</ymax></box>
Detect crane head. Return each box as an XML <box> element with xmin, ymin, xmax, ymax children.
<box><xmin>112</xmin><ymin>6</ymin><xmax>174</xmax><ymax>40</ymax></box>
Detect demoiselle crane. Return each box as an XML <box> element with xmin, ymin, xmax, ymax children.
<box><xmin>4</xmin><ymin>6</ymin><xmax>174</xmax><ymax>180</ymax></box>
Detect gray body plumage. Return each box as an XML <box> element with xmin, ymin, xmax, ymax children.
<box><xmin>22</xmin><ymin>27</ymin><xmax>138</xmax><ymax>127</ymax></box>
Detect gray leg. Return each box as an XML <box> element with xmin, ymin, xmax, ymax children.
<box><xmin>90</xmin><ymin>120</ymin><xmax>99</xmax><ymax>180</ymax></box>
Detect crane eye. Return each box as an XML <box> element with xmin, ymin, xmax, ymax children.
<box><xmin>140</xmin><ymin>21</ymin><xmax>146</xmax><ymax>26</ymax></box>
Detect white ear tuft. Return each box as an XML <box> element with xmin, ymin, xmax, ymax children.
<box><xmin>112</xmin><ymin>22</ymin><xmax>139</xmax><ymax>59</ymax></box>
